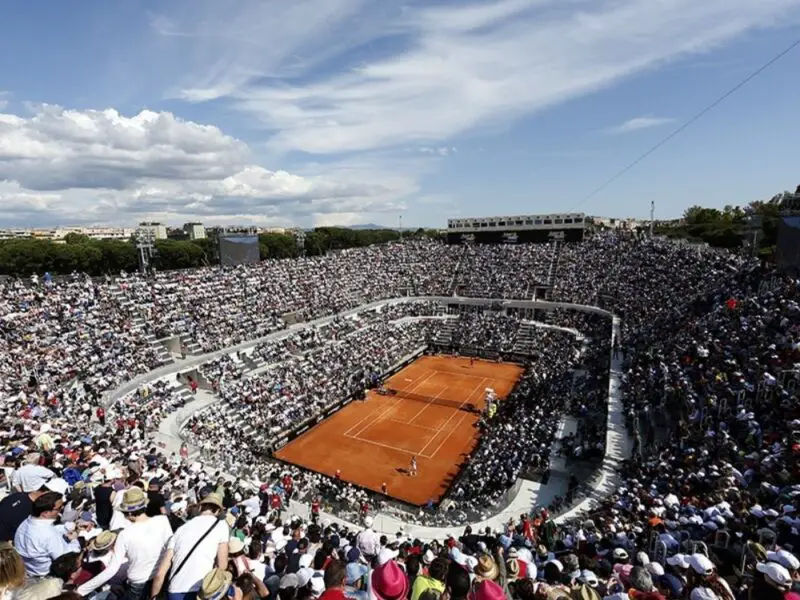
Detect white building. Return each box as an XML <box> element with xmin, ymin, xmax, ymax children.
<box><xmin>138</xmin><ymin>222</ymin><xmax>168</xmax><ymax>240</ymax></box>
<box><xmin>184</xmin><ymin>222</ymin><xmax>206</xmax><ymax>240</ymax></box>
<box><xmin>0</xmin><ymin>226</ymin><xmax>135</xmax><ymax>242</ymax></box>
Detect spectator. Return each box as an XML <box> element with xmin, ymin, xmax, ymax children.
<box><xmin>14</xmin><ymin>491</ymin><xmax>81</xmax><ymax>578</ymax></box>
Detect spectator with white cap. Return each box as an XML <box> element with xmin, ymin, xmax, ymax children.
<box><xmin>751</xmin><ymin>561</ymin><xmax>797</xmax><ymax>600</ymax></box>
<box><xmin>0</xmin><ymin>464</ymin><xmax>57</xmax><ymax>542</ymax></box>
<box><xmin>355</xmin><ymin>517</ymin><xmax>379</xmax><ymax>563</ymax></box>
<box><xmin>684</xmin><ymin>554</ymin><xmax>734</xmax><ymax>600</ymax></box>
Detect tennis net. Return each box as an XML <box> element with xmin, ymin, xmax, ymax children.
<box><xmin>381</xmin><ymin>387</ymin><xmax>481</xmax><ymax>412</ymax></box>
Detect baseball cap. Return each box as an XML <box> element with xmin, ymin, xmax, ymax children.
<box><xmin>756</xmin><ymin>562</ymin><xmax>792</xmax><ymax>589</ymax></box>
<box><xmin>15</xmin><ymin>465</ymin><xmax>56</xmax><ymax>493</ymax></box>
<box><xmin>45</xmin><ymin>478</ymin><xmax>70</xmax><ymax>497</ymax></box>
<box><xmin>666</xmin><ymin>554</ymin><xmax>690</xmax><ymax>569</ymax></box>
<box><xmin>346</xmin><ymin>563</ymin><xmax>369</xmax><ymax>585</ymax></box>
<box><xmin>279</xmin><ymin>574</ymin><xmax>298</xmax><ymax>590</ymax></box>
<box><xmin>767</xmin><ymin>549</ymin><xmax>800</xmax><ymax>571</ymax></box>
<box><xmin>297</xmin><ymin>568</ymin><xmax>314</xmax><ymax>588</ymax></box>
<box><xmin>688</xmin><ymin>554</ymin><xmax>714</xmax><ymax>576</ymax></box>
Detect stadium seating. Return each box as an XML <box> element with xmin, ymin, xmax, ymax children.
<box><xmin>5</xmin><ymin>232</ymin><xmax>792</xmax><ymax>600</ymax></box>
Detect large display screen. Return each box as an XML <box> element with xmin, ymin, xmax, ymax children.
<box><xmin>219</xmin><ymin>235</ymin><xmax>260</xmax><ymax>267</ymax></box>
<box><xmin>777</xmin><ymin>216</ymin><xmax>800</xmax><ymax>274</ymax></box>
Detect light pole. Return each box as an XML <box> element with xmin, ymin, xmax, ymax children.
<box><xmin>135</xmin><ymin>228</ymin><xmax>156</xmax><ymax>274</ymax></box>
<box><xmin>294</xmin><ymin>229</ymin><xmax>306</xmax><ymax>257</ymax></box>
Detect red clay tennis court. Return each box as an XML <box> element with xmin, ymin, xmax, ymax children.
<box><xmin>274</xmin><ymin>355</ymin><xmax>524</xmax><ymax>505</ymax></box>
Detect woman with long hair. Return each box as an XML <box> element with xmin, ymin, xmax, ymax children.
<box><xmin>0</xmin><ymin>542</ymin><xmax>26</xmax><ymax>600</ymax></box>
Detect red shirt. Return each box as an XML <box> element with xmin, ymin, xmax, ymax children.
<box><xmin>319</xmin><ymin>588</ymin><xmax>347</xmax><ymax>600</ymax></box>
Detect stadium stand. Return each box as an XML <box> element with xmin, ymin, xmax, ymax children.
<box><xmin>2</xmin><ymin>232</ymin><xmax>795</xmax><ymax>600</ymax></box>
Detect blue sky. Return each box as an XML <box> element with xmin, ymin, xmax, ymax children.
<box><xmin>1</xmin><ymin>0</ymin><xmax>799</xmax><ymax>228</ymax></box>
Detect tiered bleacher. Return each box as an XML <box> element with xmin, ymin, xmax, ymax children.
<box><xmin>2</xmin><ymin>233</ymin><xmax>796</xmax><ymax>600</ymax></box>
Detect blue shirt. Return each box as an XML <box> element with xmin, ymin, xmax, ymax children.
<box><xmin>14</xmin><ymin>517</ymin><xmax>81</xmax><ymax>577</ymax></box>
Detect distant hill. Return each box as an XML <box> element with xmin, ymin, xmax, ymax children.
<box><xmin>346</xmin><ymin>223</ymin><xmax>392</xmax><ymax>230</ymax></box>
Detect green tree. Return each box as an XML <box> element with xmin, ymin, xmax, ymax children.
<box><xmin>63</xmin><ymin>232</ymin><xmax>91</xmax><ymax>245</ymax></box>
<box><xmin>152</xmin><ymin>240</ymin><xmax>204</xmax><ymax>270</ymax></box>
<box><xmin>259</xmin><ymin>233</ymin><xmax>299</xmax><ymax>259</ymax></box>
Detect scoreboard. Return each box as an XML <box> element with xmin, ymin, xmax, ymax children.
<box><xmin>445</xmin><ymin>213</ymin><xmax>586</xmax><ymax>245</ymax></box>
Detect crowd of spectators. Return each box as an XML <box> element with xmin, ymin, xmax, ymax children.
<box><xmin>0</xmin><ymin>275</ymin><xmax>164</xmax><ymax>403</ymax></box>
<box><xmin>450</xmin><ymin>313</ymin><xmax>521</xmax><ymax>353</ymax></box>
<box><xmin>559</xmin><ymin>317</ymin><xmax>614</xmax><ymax>463</ymax></box>
<box><xmin>183</xmin><ymin>318</ymin><xmax>439</xmax><ymax>473</ymax></box>
<box><xmin>3</xmin><ymin>233</ymin><xmax>800</xmax><ymax>600</ymax></box>
<box><xmin>451</xmin><ymin>329</ymin><xmax>583</xmax><ymax>512</ymax></box>
<box><xmin>453</xmin><ymin>244</ymin><xmax>553</xmax><ymax>299</ymax></box>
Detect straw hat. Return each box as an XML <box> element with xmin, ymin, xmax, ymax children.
<box><xmin>229</xmin><ymin>537</ymin><xmax>245</xmax><ymax>554</ymax></box>
<box><xmin>473</xmin><ymin>555</ymin><xmax>499</xmax><ymax>581</ymax></box>
<box><xmin>93</xmin><ymin>531</ymin><xmax>117</xmax><ymax>552</ymax></box>
<box><xmin>200</xmin><ymin>568</ymin><xmax>233</xmax><ymax>600</ymax></box>
<box><xmin>120</xmin><ymin>487</ymin><xmax>148</xmax><ymax>513</ymax></box>
<box><xmin>571</xmin><ymin>584</ymin><xmax>602</xmax><ymax>600</ymax></box>
<box><xmin>201</xmin><ymin>493</ymin><xmax>224</xmax><ymax>510</ymax></box>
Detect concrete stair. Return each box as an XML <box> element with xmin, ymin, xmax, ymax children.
<box><xmin>433</xmin><ymin>319</ymin><xmax>456</xmax><ymax>346</ymax></box>
<box><xmin>179</xmin><ymin>332</ymin><xmax>203</xmax><ymax>355</ymax></box>
<box><xmin>513</xmin><ymin>322</ymin><xmax>536</xmax><ymax>354</ymax></box>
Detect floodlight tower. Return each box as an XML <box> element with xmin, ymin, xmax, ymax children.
<box><xmin>294</xmin><ymin>228</ymin><xmax>306</xmax><ymax>257</ymax></box>
<box><xmin>135</xmin><ymin>227</ymin><xmax>156</xmax><ymax>274</ymax></box>
<box><xmin>649</xmin><ymin>200</ymin><xmax>655</xmax><ymax>236</ymax></box>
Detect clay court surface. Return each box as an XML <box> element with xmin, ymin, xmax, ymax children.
<box><xmin>274</xmin><ymin>355</ymin><xmax>524</xmax><ymax>505</ymax></box>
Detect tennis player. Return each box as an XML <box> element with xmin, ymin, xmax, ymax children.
<box><xmin>409</xmin><ymin>456</ymin><xmax>418</xmax><ymax>477</ymax></box>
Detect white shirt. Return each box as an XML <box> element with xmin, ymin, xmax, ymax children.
<box><xmin>77</xmin><ymin>515</ymin><xmax>173</xmax><ymax>595</ymax></box>
<box><xmin>167</xmin><ymin>515</ymin><xmax>229</xmax><ymax>593</ymax></box>
<box><xmin>356</xmin><ymin>528</ymin><xmax>380</xmax><ymax>558</ymax></box>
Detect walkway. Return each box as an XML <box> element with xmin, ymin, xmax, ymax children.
<box><xmin>555</xmin><ymin>315</ymin><xmax>631</xmax><ymax>524</ymax></box>
<box><xmin>285</xmin><ymin>317</ymin><xmax>628</xmax><ymax>538</ymax></box>
<box><xmin>153</xmin><ymin>389</ymin><xmax>218</xmax><ymax>456</ymax></box>
<box><xmin>102</xmin><ymin>295</ymin><xmax>623</xmax><ymax>539</ymax></box>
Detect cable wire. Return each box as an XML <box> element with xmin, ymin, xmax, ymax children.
<box><xmin>571</xmin><ymin>34</ymin><xmax>800</xmax><ymax>211</ymax></box>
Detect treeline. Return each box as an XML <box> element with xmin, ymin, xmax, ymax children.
<box><xmin>0</xmin><ymin>227</ymin><xmax>443</xmax><ymax>277</ymax></box>
<box><xmin>655</xmin><ymin>186</ymin><xmax>800</xmax><ymax>254</ymax></box>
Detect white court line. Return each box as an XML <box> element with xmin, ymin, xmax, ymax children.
<box><xmin>417</xmin><ymin>376</ymin><xmax>487</xmax><ymax>458</ymax></box>
<box><xmin>343</xmin><ymin>432</ymin><xmax>428</xmax><ymax>457</ymax></box>
<box><xmin>425</xmin><ymin>411</ymin><xmax>469</xmax><ymax>460</ymax></box>
<box><xmin>432</xmin><ymin>369</ymin><xmax>491</xmax><ymax>381</ymax></box>
<box><xmin>384</xmin><ymin>418</ymin><xmax>440</xmax><ymax>432</ymax></box>
<box><xmin>342</xmin><ymin>370</ymin><xmax>434</xmax><ymax>437</ymax></box>
<box><xmin>406</xmin><ymin>386</ymin><xmax>449</xmax><ymax>425</ymax></box>
<box><xmin>433</xmin><ymin>368</ymin><xmax>521</xmax><ymax>383</ymax></box>
<box><xmin>347</xmin><ymin>371</ymin><xmax>436</xmax><ymax>438</ymax></box>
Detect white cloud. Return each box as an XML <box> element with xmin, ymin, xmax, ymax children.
<box><xmin>0</xmin><ymin>105</ymin><xmax>409</xmax><ymax>226</ymax></box>
<box><xmin>152</xmin><ymin>0</ymin><xmax>800</xmax><ymax>155</ymax></box>
<box><xmin>419</xmin><ymin>146</ymin><xmax>457</xmax><ymax>156</ymax></box>
<box><xmin>0</xmin><ymin>91</ymin><xmax>8</xmax><ymax>111</ymax></box>
<box><xmin>605</xmin><ymin>116</ymin><xmax>676</xmax><ymax>134</ymax></box>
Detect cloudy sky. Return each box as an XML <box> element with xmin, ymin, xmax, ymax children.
<box><xmin>1</xmin><ymin>0</ymin><xmax>799</xmax><ymax>228</ymax></box>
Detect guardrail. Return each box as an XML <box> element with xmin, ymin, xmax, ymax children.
<box><xmin>119</xmin><ymin>295</ymin><xmax>619</xmax><ymax>538</ymax></box>
<box><xmin>103</xmin><ymin>295</ymin><xmax>613</xmax><ymax>410</ymax></box>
